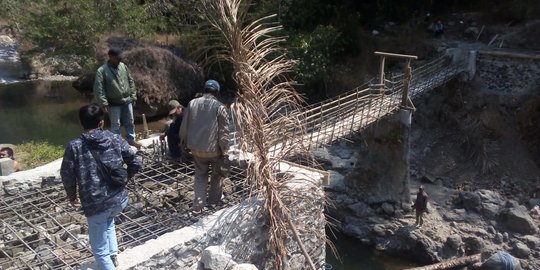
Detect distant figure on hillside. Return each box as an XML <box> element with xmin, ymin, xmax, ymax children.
<box><xmin>93</xmin><ymin>48</ymin><xmax>142</xmax><ymax>149</ymax></box>
<box><xmin>0</xmin><ymin>147</ymin><xmax>22</xmax><ymax>172</ymax></box>
<box><xmin>180</xmin><ymin>80</ymin><xmax>230</xmax><ymax>211</ymax></box>
<box><xmin>159</xmin><ymin>100</ymin><xmax>184</xmax><ymax>160</ymax></box>
<box><xmin>431</xmin><ymin>20</ymin><xmax>444</xmax><ymax>37</ymax></box>
<box><xmin>61</xmin><ymin>104</ymin><xmax>142</xmax><ymax>270</ymax></box>
<box><xmin>412</xmin><ymin>185</ymin><xmax>429</xmax><ymax>227</ymax></box>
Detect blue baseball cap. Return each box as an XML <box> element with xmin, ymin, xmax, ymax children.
<box><xmin>204</xmin><ymin>80</ymin><xmax>220</xmax><ymax>92</ymax></box>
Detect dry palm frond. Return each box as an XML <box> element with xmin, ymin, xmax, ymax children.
<box><xmin>198</xmin><ymin>0</ymin><xmax>319</xmax><ymax>269</ymax></box>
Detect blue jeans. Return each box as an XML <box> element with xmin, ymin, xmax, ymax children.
<box><xmin>109</xmin><ymin>103</ymin><xmax>136</xmax><ymax>141</ymax></box>
<box><xmin>87</xmin><ymin>197</ymin><xmax>128</xmax><ymax>270</ymax></box>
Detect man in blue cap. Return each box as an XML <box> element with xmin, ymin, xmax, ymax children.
<box><xmin>180</xmin><ymin>80</ymin><xmax>230</xmax><ymax>211</ymax></box>
<box><xmin>93</xmin><ymin>48</ymin><xmax>141</xmax><ymax>149</ymax></box>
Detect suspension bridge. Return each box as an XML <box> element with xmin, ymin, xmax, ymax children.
<box><xmin>267</xmin><ymin>49</ymin><xmax>469</xmax><ymax>156</ymax></box>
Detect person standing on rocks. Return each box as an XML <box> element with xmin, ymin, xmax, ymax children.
<box><xmin>93</xmin><ymin>48</ymin><xmax>142</xmax><ymax>149</ymax></box>
<box><xmin>60</xmin><ymin>104</ymin><xmax>142</xmax><ymax>270</ymax></box>
<box><xmin>412</xmin><ymin>185</ymin><xmax>429</xmax><ymax>226</ymax></box>
<box><xmin>180</xmin><ymin>80</ymin><xmax>230</xmax><ymax>211</ymax></box>
<box><xmin>159</xmin><ymin>100</ymin><xmax>184</xmax><ymax>160</ymax></box>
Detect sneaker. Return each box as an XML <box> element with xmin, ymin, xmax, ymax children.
<box><xmin>127</xmin><ymin>140</ymin><xmax>142</xmax><ymax>150</ymax></box>
<box><xmin>111</xmin><ymin>255</ymin><xmax>119</xmax><ymax>267</ymax></box>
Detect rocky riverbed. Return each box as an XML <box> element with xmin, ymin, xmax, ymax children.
<box><xmin>319</xmin><ymin>141</ymin><xmax>540</xmax><ymax>269</ymax></box>
<box><xmin>318</xmin><ymin>51</ymin><xmax>540</xmax><ymax>268</ymax></box>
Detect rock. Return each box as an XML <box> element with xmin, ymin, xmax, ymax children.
<box><xmin>498</xmin><ymin>206</ymin><xmax>539</xmax><ymax>235</ymax></box>
<box><xmin>60</xmin><ymin>224</ymin><xmax>82</xmax><ymax>241</ymax></box>
<box><xmin>487</xmin><ymin>226</ymin><xmax>496</xmax><ymax>234</ymax></box>
<box><xmin>328</xmin><ymin>170</ymin><xmax>346</xmax><ymax>192</ymax></box>
<box><xmin>381</xmin><ymin>202</ymin><xmax>394</xmax><ymax>215</ymax></box>
<box><xmin>478</xmin><ymin>190</ymin><xmax>504</xmax><ymax>205</ymax></box>
<box><xmin>446</xmin><ymin>234</ymin><xmax>463</xmax><ymax>250</ymax></box>
<box><xmin>443</xmin><ymin>208</ymin><xmax>468</xmax><ymax>222</ymax></box>
<box><xmin>512</xmin><ymin>242</ymin><xmax>531</xmax><ymax>259</ymax></box>
<box><xmin>200</xmin><ymin>246</ymin><xmax>236</xmax><ymax>270</ymax></box>
<box><xmin>231</xmin><ymin>264</ymin><xmax>258</xmax><ymax>270</ymax></box>
<box><xmin>480</xmin><ymin>251</ymin><xmax>521</xmax><ymax>270</ymax></box>
<box><xmin>460</xmin><ymin>191</ymin><xmax>481</xmax><ymax>212</ymax></box>
<box><xmin>373</xmin><ymin>224</ymin><xmax>386</xmax><ymax>237</ymax></box>
<box><xmin>401</xmin><ymin>202</ymin><xmax>412</xmax><ymax>213</ymax></box>
<box><xmin>521</xmin><ymin>235</ymin><xmax>540</xmax><ymax>249</ymax></box>
<box><xmin>528</xmin><ymin>198</ymin><xmax>540</xmax><ymax>208</ymax></box>
<box><xmin>503</xmin><ymin>232</ymin><xmax>509</xmax><ymax>242</ymax></box>
<box><xmin>495</xmin><ymin>233</ymin><xmax>504</xmax><ymax>243</ymax></box>
<box><xmin>421</xmin><ymin>174</ymin><xmax>436</xmax><ymax>184</ymax></box>
<box><xmin>4</xmin><ymin>185</ymin><xmax>19</xmax><ymax>195</ymax></box>
<box><xmin>464</xmin><ymin>236</ymin><xmax>484</xmax><ymax>255</ymax></box>
<box><xmin>0</xmin><ymin>35</ymin><xmax>15</xmax><ymax>46</ymax></box>
<box><xmin>464</xmin><ymin>27</ymin><xmax>480</xmax><ymax>36</ymax></box>
<box><xmin>481</xmin><ymin>202</ymin><xmax>500</xmax><ymax>219</ymax></box>
<box><xmin>347</xmin><ymin>202</ymin><xmax>374</xmax><ymax>217</ymax></box>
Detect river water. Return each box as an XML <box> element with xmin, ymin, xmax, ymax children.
<box><xmin>0</xmin><ymin>44</ymin><xmax>417</xmax><ymax>269</ymax></box>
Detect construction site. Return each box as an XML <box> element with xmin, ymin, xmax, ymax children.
<box><xmin>0</xmin><ymin>147</ymin><xmax>251</xmax><ymax>269</ymax></box>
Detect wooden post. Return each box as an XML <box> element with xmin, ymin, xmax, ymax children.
<box><xmin>373</xmin><ymin>51</ymin><xmax>417</xmax><ymax>108</ymax></box>
<box><xmin>142</xmin><ymin>113</ymin><xmax>149</xmax><ymax>139</ymax></box>
<box><xmin>401</xmin><ymin>58</ymin><xmax>412</xmax><ymax>107</ymax></box>
<box><xmin>379</xmin><ymin>56</ymin><xmax>386</xmax><ymax>86</ymax></box>
<box><xmin>403</xmin><ymin>254</ymin><xmax>482</xmax><ymax>270</ymax></box>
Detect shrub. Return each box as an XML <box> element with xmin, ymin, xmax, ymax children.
<box><xmin>16</xmin><ymin>141</ymin><xmax>64</xmax><ymax>169</ymax></box>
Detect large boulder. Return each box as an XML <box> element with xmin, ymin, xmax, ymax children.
<box><xmin>459</xmin><ymin>191</ymin><xmax>481</xmax><ymax>212</ymax></box>
<box><xmin>498</xmin><ymin>206</ymin><xmax>539</xmax><ymax>235</ymax></box>
<box><xmin>73</xmin><ymin>36</ymin><xmax>204</xmax><ymax>118</ymax></box>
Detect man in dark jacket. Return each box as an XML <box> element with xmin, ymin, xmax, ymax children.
<box><xmin>412</xmin><ymin>185</ymin><xmax>428</xmax><ymax>227</ymax></box>
<box><xmin>159</xmin><ymin>100</ymin><xmax>184</xmax><ymax>160</ymax></box>
<box><xmin>61</xmin><ymin>104</ymin><xmax>142</xmax><ymax>270</ymax></box>
<box><xmin>180</xmin><ymin>80</ymin><xmax>230</xmax><ymax>211</ymax></box>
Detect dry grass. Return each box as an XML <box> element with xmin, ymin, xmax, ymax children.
<box><xmin>198</xmin><ymin>0</ymin><xmax>321</xmax><ymax>268</ymax></box>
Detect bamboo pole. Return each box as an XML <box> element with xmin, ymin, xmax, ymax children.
<box><xmin>403</xmin><ymin>254</ymin><xmax>481</xmax><ymax>270</ymax></box>
<box><xmin>142</xmin><ymin>113</ymin><xmax>149</xmax><ymax>139</ymax></box>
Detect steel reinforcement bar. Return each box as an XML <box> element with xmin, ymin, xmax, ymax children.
<box><xmin>0</xmin><ymin>154</ymin><xmax>249</xmax><ymax>270</ymax></box>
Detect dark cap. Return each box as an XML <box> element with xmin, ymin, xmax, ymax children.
<box><xmin>167</xmin><ymin>100</ymin><xmax>180</xmax><ymax>115</ymax></box>
<box><xmin>108</xmin><ymin>48</ymin><xmax>123</xmax><ymax>58</ymax></box>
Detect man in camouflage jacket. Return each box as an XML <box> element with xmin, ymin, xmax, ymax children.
<box><xmin>61</xmin><ymin>104</ymin><xmax>142</xmax><ymax>270</ymax></box>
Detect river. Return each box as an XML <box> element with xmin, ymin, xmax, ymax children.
<box><xmin>0</xmin><ymin>80</ymin><xmax>168</xmax><ymax>146</ymax></box>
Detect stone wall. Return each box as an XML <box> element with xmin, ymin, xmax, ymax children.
<box><xmin>117</xmin><ymin>162</ymin><xmax>326</xmax><ymax>270</ymax></box>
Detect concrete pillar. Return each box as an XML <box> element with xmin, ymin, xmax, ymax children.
<box><xmin>348</xmin><ymin>112</ymin><xmax>412</xmax><ymax>204</ymax></box>
<box><xmin>0</xmin><ymin>158</ymin><xmax>14</xmax><ymax>176</ymax></box>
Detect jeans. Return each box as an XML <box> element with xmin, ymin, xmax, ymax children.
<box><xmin>193</xmin><ymin>155</ymin><xmax>223</xmax><ymax>208</ymax></box>
<box><xmin>87</xmin><ymin>196</ymin><xmax>128</xmax><ymax>270</ymax></box>
<box><xmin>109</xmin><ymin>103</ymin><xmax>136</xmax><ymax>141</ymax></box>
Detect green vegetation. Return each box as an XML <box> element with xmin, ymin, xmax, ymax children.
<box><xmin>1</xmin><ymin>0</ymin><xmax>538</xmax><ymax>100</ymax></box>
<box><xmin>1</xmin><ymin>0</ymin><xmax>159</xmax><ymax>58</ymax></box>
<box><xmin>16</xmin><ymin>141</ymin><xmax>64</xmax><ymax>168</ymax></box>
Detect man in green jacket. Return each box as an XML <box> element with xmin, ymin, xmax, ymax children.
<box><xmin>93</xmin><ymin>48</ymin><xmax>141</xmax><ymax>149</ymax></box>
